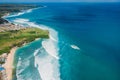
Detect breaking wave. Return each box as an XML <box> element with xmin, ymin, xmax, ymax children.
<box><xmin>4</xmin><ymin>7</ymin><xmax>39</xmax><ymax>18</ymax></box>
<box><xmin>70</xmin><ymin>45</ymin><xmax>80</xmax><ymax>50</ymax></box>
<box><xmin>13</xmin><ymin>18</ymin><xmax>60</xmax><ymax>80</ymax></box>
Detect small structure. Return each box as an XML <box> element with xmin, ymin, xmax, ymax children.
<box><xmin>0</xmin><ymin>53</ymin><xmax>7</xmax><ymax>64</ymax></box>
<box><xmin>0</xmin><ymin>66</ymin><xmax>5</xmax><ymax>80</ymax></box>
<box><xmin>0</xmin><ymin>67</ymin><xmax>4</xmax><ymax>71</ymax></box>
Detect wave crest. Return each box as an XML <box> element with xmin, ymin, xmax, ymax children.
<box><xmin>13</xmin><ymin>18</ymin><xmax>60</xmax><ymax>80</ymax></box>
<box><xmin>71</xmin><ymin>45</ymin><xmax>80</xmax><ymax>50</ymax></box>
<box><xmin>4</xmin><ymin>8</ymin><xmax>39</xmax><ymax>18</ymax></box>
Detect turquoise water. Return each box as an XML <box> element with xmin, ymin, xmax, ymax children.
<box><xmin>6</xmin><ymin>3</ymin><xmax>120</xmax><ymax>80</ymax></box>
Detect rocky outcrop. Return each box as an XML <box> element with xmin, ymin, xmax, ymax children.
<box><xmin>0</xmin><ymin>18</ymin><xmax>8</xmax><ymax>24</ymax></box>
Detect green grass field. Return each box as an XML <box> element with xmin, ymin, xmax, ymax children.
<box><xmin>0</xmin><ymin>28</ymin><xmax>49</xmax><ymax>55</ymax></box>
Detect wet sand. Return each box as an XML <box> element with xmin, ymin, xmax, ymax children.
<box><xmin>4</xmin><ymin>47</ymin><xmax>17</xmax><ymax>80</ymax></box>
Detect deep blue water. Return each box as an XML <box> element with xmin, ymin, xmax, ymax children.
<box><xmin>6</xmin><ymin>3</ymin><xmax>120</xmax><ymax>80</ymax></box>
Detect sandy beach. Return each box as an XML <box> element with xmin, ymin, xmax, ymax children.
<box><xmin>4</xmin><ymin>47</ymin><xmax>17</xmax><ymax>80</ymax></box>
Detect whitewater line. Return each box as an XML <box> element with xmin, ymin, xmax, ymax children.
<box><xmin>5</xmin><ymin>5</ymin><xmax>60</xmax><ymax>79</ymax></box>
<box><xmin>13</xmin><ymin>18</ymin><xmax>61</xmax><ymax>80</ymax></box>
<box><xmin>3</xmin><ymin>7</ymin><xmax>40</xmax><ymax>18</ymax></box>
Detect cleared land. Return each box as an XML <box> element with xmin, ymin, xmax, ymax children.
<box><xmin>0</xmin><ymin>28</ymin><xmax>49</xmax><ymax>55</ymax></box>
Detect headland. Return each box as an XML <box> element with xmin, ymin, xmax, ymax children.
<box><xmin>0</xmin><ymin>4</ymin><xmax>49</xmax><ymax>80</ymax></box>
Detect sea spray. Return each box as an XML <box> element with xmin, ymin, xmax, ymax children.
<box><xmin>33</xmin><ymin>27</ymin><xmax>60</xmax><ymax>80</ymax></box>
<box><xmin>4</xmin><ymin>9</ymin><xmax>32</xmax><ymax>18</ymax></box>
<box><xmin>4</xmin><ymin>7</ymin><xmax>40</xmax><ymax>18</ymax></box>
<box><xmin>5</xmin><ymin>3</ymin><xmax>120</xmax><ymax>80</ymax></box>
<box><xmin>14</xmin><ymin>40</ymin><xmax>43</xmax><ymax>80</ymax></box>
<box><xmin>12</xmin><ymin>18</ymin><xmax>61</xmax><ymax>80</ymax></box>
<box><xmin>70</xmin><ymin>45</ymin><xmax>80</xmax><ymax>50</ymax></box>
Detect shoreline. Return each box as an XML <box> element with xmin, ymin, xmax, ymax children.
<box><xmin>2</xmin><ymin>39</ymin><xmax>41</xmax><ymax>80</ymax></box>
<box><xmin>4</xmin><ymin>47</ymin><xmax>18</xmax><ymax>80</ymax></box>
<box><xmin>0</xmin><ymin>5</ymin><xmax>49</xmax><ymax>80</ymax></box>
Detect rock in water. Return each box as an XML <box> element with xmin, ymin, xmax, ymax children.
<box><xmin>0</xmin><ymin>18</ymin><xmax>9</xmax><ymax>24</ymax></box>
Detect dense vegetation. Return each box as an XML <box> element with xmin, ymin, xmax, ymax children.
<box><xmin>0</xmin><ymin>4</ymin><xmax>48</xmax><ymax>55</ymax></box>
<box><xmin>0</xmin><ymin>4</ymin><xmax>40</xmax><ymax>18</ymax></box>
<box><xmin>0</xmin><ymin>4</ymin><xmax>42</xmax><ymax>24</ymax></box>
<box><xmin>0</xmin><ymin>18</ymin><xmax>8</xmax><ymax>24</ymax></box>
<box><xmin>0</xmin><ymin>28</ymin><xmax>49</xmax><ymax>55</ymax></box>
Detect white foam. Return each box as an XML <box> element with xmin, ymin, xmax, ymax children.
<box><xmin>4</xmin><ymin>8</ymin><xmax>34</xmax><ymax>18</ymax></box>
<box><xmin>33</xmin><ymin>49</ymin><xmax>40</xmax><ymax>57</ymax></box>
<box><xmin>34</xmin><ymin>27</ymin><xmax>60</xmax><ymax>80</ymax></box>
<box><xmin>13</xmin><ymin>18</ymin><xmax>46</xmax><ymax>30</ymax></box>
<box><xmin>13</xmin><ymin>18</ymin><xmax>29</xmax><ymax>24</ymax></box>
<box><xmin>13</xmin><ymin>18</ymin><xmax>59</xmax><ymax>42</ymax></box>
<box><xmin>5</xmin><ymin>12</ymin><xmax>25</xmax><ymax>18</ymax></box>
<box><xmin>26</xmin><ymin>9</ymin><xmax>32</xmax><ymax>13</ymax></box>
<box><xmin>34</xmin><ymin>47</ymin><xmax>60</xmax><ymax>80</ymax></box>
<box><xmin>42</xmin><ymin>40</ymin><xmax>59</xmax><ymax>59</ymax></box>
<box><xmin>13</xmin><ymin>18</ymin><xmax>60</xmax><ymax>80</ymax></box>
<box><xmin>16</xmin><ymin>57</ymin><xmax>30</xmax><ymax>80</ymax></box>
<box><xmin>33</xmin><ymin>31</ymin><xmax>60</xmax><ymax>80</ymax></box>
<box><xmin>33</xmin><ymin>49</ymin><xmax>40</xmax><ymax>68</ymax></box>
<box><xmin>71</xmin><ymin>45</ymin><xmax>80</xmax><ymax>50</ymax></box>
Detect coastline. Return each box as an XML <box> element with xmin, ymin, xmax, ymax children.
<box><xmin>4</xmin><ymin>47</ymin><xmax>17</xmax><ymax>80</ymax></box>
<box><xmin>0</xmin><ymin>5</ymin><xmax>49</xmax><ymax>80</ymax></box>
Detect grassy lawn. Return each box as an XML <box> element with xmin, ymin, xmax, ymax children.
<box><xmin>0</xmin><ymin>27</ymin><xmax>49</xmax><ymax>55</ymax></box>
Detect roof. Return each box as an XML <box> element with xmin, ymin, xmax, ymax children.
<box><xmin>0</xmin><ymin>67</ymin><xmax>5</xmax><ymax>71</ymax></box>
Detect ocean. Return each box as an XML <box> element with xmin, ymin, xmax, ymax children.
<box><xmin>6</xmin><ymin>3</ymin><xmax>120</xmax><ymax>80</ymax></box>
